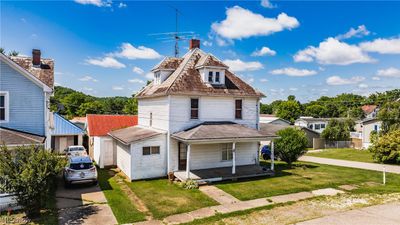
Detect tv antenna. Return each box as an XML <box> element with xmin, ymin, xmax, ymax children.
<box><xmin>149</xmin><ymin>6</ymin><xmax>197</xmax><ymax>57</ymax></box>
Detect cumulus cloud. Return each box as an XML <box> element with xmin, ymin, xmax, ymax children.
<box><xmin>289</xmin><ymin>87</ymin><xmax>298</xmax><ymax>91</ymax></box>
<box><xmin>79</xmin><ymin>75</ymin><xmax>98</xmax><ymax>82</ymax></box>
<box><xmin>294</xmin><ymin>37</ymin><xmax>374</xmax><ymax>65</ymax></box>
<box><xmin>112</xmin><ymin>86</ymin><xmax>124</xmax><ymax>90</ymax></box>
<box><xmin>128</xmin><ymin>78</ymin><xmax>145</xmax><ymax>84</ymax></box>
<box><xmin>377</xmin><ymin>67</ymin><xmax>400</xmax><ymax>78</ymax></box>
<box><xmin>86</xmin><ymin>57</ymin><xmax>126</xmax><ymax>69</ymax></box>
<box><xmin>112</xmin><ymin>43</ymin><xmax>162</xmax><ymax>59</ymax></box>
<box><xmin>118</xmin><ymin>2</ymin><xmax>127</xmax><ymax>8</ymax></box>
<box><xmin>251</xmin><ymin>46</ymin><xmax>276</xmax><ymax>56</ymax></box>
<box><xmin>132</xmin><ymin>66</ymin><xmax>144</xmax><ymax>75</ymax></box>
<box><xmin>260</xmin><ymin>0</ymin><xmax>276</xmax><ymax>8</ymax></box>
<box><xmin>360</xmin><ymin>38</ymin><xmax>400</xmax><ymax>54</ymax></box>
<box><xmin>260</xmin><ymin>78</ymin><xmax>268</xmax><ymax>82</ymax></box>
<box><xmin>358</xmin><ymin>83</ymin><xmax>368</xmax><ymax>89</ymax></box>
<box><xmin>74</xmin><ymin>0</ymin><xmax>111</xmax><ymax>7</ymax></box>
<box><xmin>372</xmin><ymin>76</ymin><xmax>381</xmax><ymax>81</ymax></box>
<box><xmin>203</xmin><ymin>41</ymin><xmax>213</xmax><ymax>47</ymax></box>
<box><xmin>336</xmin><ymin>25</ymin><xmax>370</xmax><ymax>40</ymax></box>
<box><xmin>223</xmin><ymin>59</ymin><xmax>264</xmax><ymax>72</ymax></box>
<box><xmin>211</xmin><ymin>6</ymin><xmax>299</xmax><ymax>40</ymax></box>
<box><xmin>326</xmin><ymin>75</ymin><xmax>365</xmax><ymax>85</ymax></box>
<box><xmin>145</xmin><ymin>72</ymin><xmax>154</xmax><ymax>80</ymax></box>
<box><xmin>270</xmin><ymin>67</ymin><xmax>317</xmax><ymax>77</ymax></box>
<box><xmin>83</xmin><ymin>87</ymin><xmax>94</xmax><ymax>91</ymax></box>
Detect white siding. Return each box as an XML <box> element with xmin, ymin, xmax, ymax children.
<box><xmin>93</xmin><ymin>136</ymin><xmax>115</xmax><ymax>168</ymax></box>
<box><xmin>93</xmin><ymin>136</ymin><xmax>101</xmax><ymax>166</ymax></box>
<box><xmin>130</xmin><ymin>134</ymin><xmax>167</xmax><ymax>180</ymax></box>
<box><xmin>190</xmin><ymin>142</ymin><xmax>258</xmax><ymax>170</ymax></box>
<box><xmin>116</xmin><ymin>141</ymin><xmax>132</xmax><ymax>179</ymax></box>
<box><xmin>138</xmin><ymin>96</ymin><xmax>169</xmax><ymax>130</ymax></box>
<box><xmin>362</xmin><ymin>121</ymin><xmax>381</xmax><ymax>149</ymax></box>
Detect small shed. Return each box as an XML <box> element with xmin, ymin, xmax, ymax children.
<box><xmin>50</xmin><ymin>113</ymin><xmax>84</xmax><ymax>153</ymax></box>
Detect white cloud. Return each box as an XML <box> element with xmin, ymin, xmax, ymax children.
<box><xmin>203</xmin><ymin>41</ymin><xmax>213</xmax><ymax>47</ymax></box>
<box><xmin>211</xmin><ymin>6</ymin><xmax>299</xmax><ymax>40</ymax></box>
<box><xmin>132</xmin><ymin>66</ymin><xmax>144</xmax><ymax>75</ymax></box>
<box><xmin>118</xmin><ymin>2</ymin><xmax>127</xmax><ymax>8</ymax></box>
<box><xmin>223</xmin><ymin>59</ymin><xmax>264</xmax><ymax>72</ymax></box>
<box><xmin>270</xmin><ymin>67</ymin><xmax>317</xmax><ymax>77</ymax></box>
<box><xmin>360</xmin><ymin>38</ymin><xmax>400</xmax><ymax>54</ymax></box>
<box><xmin>377</xmin><ymin>67</ymin><xmax>400</xmax><ymax>78</ymax></box>
<box><xmin>112</xmin><ymin>86</ymin><xmax>124</xmax><ymax>90</ymax></box>
<box><xmin>79</xmin><ymin>75</ymin><xmax>98</xmax><ymax>82</ymax></box>
<box><xmin>260</xmin><ymin>78</ymin><xmax>268</xmax><ymax>82</ymax></box>
<box><xmin>145</xmin><ymin>72</ymin><xmax>154</xmax><ymax>80</ymax></box>
<box><xmin>294</xmin><ymin>37</ymin><xmax>374</xmax><ymax>65</ymax></box>
<box><xmin>336</xmin><ymin>25</ymin><xmax>370</xmax><ymax>40</ymax></box>
<box><xmin>86</xmin><ymin>57</ymin><xmax>126</xmax><ymax>69</ymax></box>
<box><xmin>260</xmin><ymin>0</ymin><xmax>276</xmax><ymax>8</ymax></box>
<box><xmin>326</xmin><ymin>75</ymin><xmax>365</xmax><ymax>85</ymax></box>
<box><xmin>54</xmin><ymin>82</ymin><xmax>61</xmax><ymax>86</ymax></box>
<box><xmin>74</xmin><ymin>0</ymin><xmax>112</xmax><ymax>7</ymax></box>
<box><xmin>83</xmin><ymin>87</ymin><xmax>94</xmax><ymax>91</ymax></box>
<box><xmin>289</xmin><ymin>87</ymin><xmax>298</xmax><ymax>91</ymax></box>
<box><xmin>112</xmin><ymin>43</ymin><xmax>162</xmax><ymax>59</ymax></box>
<box><xmin>358</xmin><ymin>83</ymin><xmax>368</xmax><ymax>89</ymax></box>
<box><xmin>372</xmin><ymin>76</ymin><xmax>381</xmax><ymax>81</ymax></box>
<box><xmin>128</xmin><ymin>78</ymin><xmax>145</xmax><ymax>84</ymax></box>
<box><xmin>251</xmin><ymin>46</ymin><xmax>276</xmax><ymax>56</ymax></box>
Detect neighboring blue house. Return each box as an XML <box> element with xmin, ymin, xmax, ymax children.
<box><xmin>0</xmin><ymin>50</ymin><xmax>54</xmax><ymax>148</ymax></box>
<box><xmin>50</xmin><ymin>113</ymin><xmax>84</xmax><ymax>153</ymax></box>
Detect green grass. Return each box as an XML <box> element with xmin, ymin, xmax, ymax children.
<box><xmin>307</xmin><ymin>148</ymin><xmax>375</xmax><ymax>163</ymax></box>
<box><xmin>97</xmin><ymin>169</ymin><xmax>146</xmax><ymax>224</ymax></box>
<box><xmin>216</xmin><ymin>161</ymin><xmax>400</xmax><ymax>201</ymax></box>
<box><xmin>126</xmin><ymin>179</ymin><xmax>218</xmax><ymax>219</ymax></box>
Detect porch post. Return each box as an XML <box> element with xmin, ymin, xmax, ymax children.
<box><xmin>186</xmin><ymin>144</ymin><xmax>191</xmax><ymax>179</ymax></box>
<box><xmin>232</xmin><ymin>142</ymin><xmax>236</xmax><ymax>174</ymax></box>
<box><xmin>270</xmin><ymin>141</ymin><xmax>275</xmax><ymax>171</ymax></box>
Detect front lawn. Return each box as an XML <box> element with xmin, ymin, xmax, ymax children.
<box><xmin>216</xmin><ymin>161</ymin><xmax>400</xmax><ymax>201</ymax></box>
<box><xmin>306</xmin><ymin>148</ymin><xmax>375</xmax><ymax>163</ymax></box>
<box><xmin>126</xmin><ymin>179</ymin><xmax>218</xmax><ymax>219</ymax></box>
<box><xmin>98</xmin><ymin>169</ymin><xmax>146</xmax><ymax>224</ymax></box>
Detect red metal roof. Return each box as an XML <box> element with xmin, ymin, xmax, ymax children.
<box><xmin>86</xmin><ymin>114</ymin><xmax>138</xmax><ymax>136</ymax></box>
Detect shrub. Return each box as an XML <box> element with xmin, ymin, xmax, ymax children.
<box><xmin>179</xmin><ymin>179</ymin><xmax>199</xmax><ymax>189</ymax></box>
<box><xmin>321</xmin><ymin>118</ymin><xmax>354</xmax><ymax>141</ymax></box>
<box><xmin>369</xmin><ymin>129</ymin><xmax>400</xmax><ymax>164</ymax></box>
<box><xmin>0</xmin><ymin>145</ymin><xmax>66</xmax><ymax>218</ymax></box>
<box><xmin>274</xmin><ymin>127</ymin><xmax>308</xmax><ymax>167</ymax></box>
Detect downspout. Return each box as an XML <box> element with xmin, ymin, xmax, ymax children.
<box><xmin>166</xmin><ymin>95</ymin><xmax>171</xmax><ymax>173</ymax></box>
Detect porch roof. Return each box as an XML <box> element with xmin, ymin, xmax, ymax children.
<box><xmin>108</xmin><ymin>125</ymin><xmax>164</xmax><ymax>145</ymax></box>
<box><xmin>171</xmin><ymin>122</ymin><xmax>277</xmax><ymax>143</ymax></box>
<box><xmin>0</xmin><ymin>127</ymin><xmax>45</xmax><ymax>146</ymax></box>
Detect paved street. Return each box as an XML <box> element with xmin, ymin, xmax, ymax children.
<box><xmin>299</xmin><ymin>156</ymin><xmax>400</xmax><ymax>174</ymax></box>
<box><xmin>56</xmin><ymin>178</ymin><xmax>117</xmax><ymax>225</ymax></box>
<box><xmin>297</xmin><ymin>202</ymin><xmax>400</xmax><ymax>225</ymax></box>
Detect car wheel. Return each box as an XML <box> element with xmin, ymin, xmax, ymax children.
<box><xmin>64</xmin><ymin>180</ymin><xmax>71</xmax><ymax>188</ymax></box>
<box><xmin>92</xmin><ymin>180</ymin><xmax>98</xmax><ymax>186</ymax></box>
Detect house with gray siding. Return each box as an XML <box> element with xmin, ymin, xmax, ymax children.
<box><xmin>0</xmin><ymin>50</ymin><xmax>54</xmax><ymax>148</ymax></box>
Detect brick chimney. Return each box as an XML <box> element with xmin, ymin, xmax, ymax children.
<box><xmin>189</xmin><ymin>39</ymin><xmax>200</xmax><ymax>50</ymax></box>
<box><xmin>32</xmin><ymin>49</ymin><xmax>41</xmax><ymax>66</ymax></box>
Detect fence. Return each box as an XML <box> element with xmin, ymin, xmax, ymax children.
<box><xmin>312</xmin><ymin>138</ymin><xmax>352</xmax><ymax>149</ymax></box>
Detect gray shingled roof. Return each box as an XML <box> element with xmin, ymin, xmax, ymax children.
<box><xmin>108</xmin><ymin>126</ymin><xmax>164</xmax><ymax>145</ymax></box>
<box><xmin>10</xmin><ymin>56</ymin><xmax>54</xmax><ymax>88</ymax></box>
<box><xmin>0</xmin><ymin>127</ymin><xmax>45</xmax><ymax>146</ymax></box>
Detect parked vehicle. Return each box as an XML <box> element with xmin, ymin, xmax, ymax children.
<box><xmin>261</xmin><ymin>145</ymin><xmax>277</xmax><ymax>160</ymax></box>
<box><xmin>64</xmin><ymin>145</ymin><xmax>87</xmax><ymax>157</ymax></box>
<box><xmin>63</xmin><ymin>156</ymin><xmax>97</xmax><ymax>187</ymax></box>
<box><xmin>0</xmin><ymin>192</ymin><xmax>20</xmax><ymax>212</ymax></box>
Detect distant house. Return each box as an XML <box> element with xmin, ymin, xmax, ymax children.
<box><xmin>259</xmin><ymin>114</ymin><xmax>279</xmax><ymax>124</ymax></box>
<box><xmin>86</xmin><ymin>114</ymin><xmax>138</xmax><ymax>168</ymax></box>
<box><xmin>0</xmin><ymin>50</ymin><xmax>54</xmax><ymax>148</ymax></box>
<box><xmin>50</xmin><ymin>113</ymin><xmax>84</xmax><ymax>153</ymax></box>
<box><xmin>361</xmin><ymin>118</ymin><xmax>381</xmax><ymax>149</ymax></box>
<box><xmin>361</xmin><ymin>105</ymin><xmax>378</xmax><ymax>119</ymax></box>
<box><xmin>294</xmin><ymin>117</ymin><xmax>331</xmax><ymax>133</ymax></box>
<box><xmin>108</xmin><ymin>40</ymin><xmax>276</xmax><ymax>182</ymax></box>
<box><xmin>70</xmin><ymin>116</ymin><xmax>86</xmax><ymax>130</ymax></box>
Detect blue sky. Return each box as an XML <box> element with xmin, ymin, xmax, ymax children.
<box><xmin>1</xmin><ymin>0</ymin><xmax>400</xmax><ymax>103</ymax></box>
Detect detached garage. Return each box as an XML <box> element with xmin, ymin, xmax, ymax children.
<box><xmin>50</xmin><ymin>113</ymin><xmax>84</xmax><ymax>153</ymax></box>
<box><xmin>86</xmin><ymin>114</ymin><xmax>138</xmax><ymax>168</ymax></box>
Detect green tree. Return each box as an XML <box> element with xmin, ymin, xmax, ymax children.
<box><xmin>377</xmin><ymin>101</ymin><xmax>400</xmax><ymax>133</ymax></box>
<box><xmin>369</xmin><ymin>129</ymin><xmax>400</xmax><ymax>164</ymax></box>
<box><xmin>123</xmin><ymin>96</ymin><xmax>138</xmax><ymax>114</ymax></box>
<box><xmin>0</xmin><ymin>47</ymin><xmax>4</xmax><ymax>54</ymax></box>
<box><xmin>0</xmin><ymin>145</ymin><xmax>66</xmax><ymax>218</ymax></box>
<box><xmin>77</xmin><ymin>101</ymin><xmax>105</xmax><ymax>116</ymax></box>
<box><xmin>8</xmin><ymin>50</ymin><xmax>19</xmax><ymax>56</ymax></box>
<box><xmin>321</xmin><ymin>118</ymin><xmax>354</xmax><ymax>141</ymax></box>
<box><xmin>304</xmin><ymin>104</ymin><xmax>328</xmax><ymax>118</ymax></box>
<box><xmin>60</xmin><ymin>92</ymin><xmax>90</xmax><ymax>117</ymax></box>
<box><xmin>276</xmin><ymin>100</ymin><xmax>301</xmax><ymax>123</ymax></box>
<box><xmin>274</xmin><ymin>127</ymin><xmax>308</xmax><ymax>167</ymax></box>
<box><xmin>260</xmin><ymin>103</ymin><xmax>273</xmax><ymax>114</ymax></box>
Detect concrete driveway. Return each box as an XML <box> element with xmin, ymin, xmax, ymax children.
<box><xmin>56</xmin><ymin>177</ymin><xmax>117</xmax><ymax>225</ymax></box>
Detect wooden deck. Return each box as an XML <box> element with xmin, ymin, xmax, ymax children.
<box><xmin>174</xmin><ymin>165</ymin><xmax>274</xmax><ymax>184</ymax></box>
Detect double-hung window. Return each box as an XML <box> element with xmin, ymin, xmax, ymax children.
<box><xmin>190</xmin><ymin>98</ymin><xmax>199</xmax><ymax>119</ymax></box>
<box><xmin>235</xmin><ymin>99</ymin><xmax>242</xmax><ymax>119</ymax></box>
<box><xmin>215</xmin><ymin>72</ymin><xmax>220</xmax><ymax>83</ymax></box>
<box><xmin>0</xmin><ymin>92</ymin><xmax>8</xmax><ymax>122</ymax></box>
<box><xmin>221</xmin><ymin>143</ymin><xmax>233</xmax><ymax>161</ymax></box>
<box><xmin>142</xmin><ymin>146</ymin><xmax>160</xmax><ymax>155</ymax></box>
<box><xmin>315</xmin><ymin>124</ymin><xmax>321</xmax><ymax>130</ymax></box>
<box><xmin>208</xmin><ymin>71</ymin><xmax>213</xmax><ymax>82</ymax></box>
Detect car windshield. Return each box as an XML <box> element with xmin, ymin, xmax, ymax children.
<box><xmin>69</xmin><ymin>163</ymin><xmax>93</xmax><ymax>170</ymax></box>
<box><xmin>69</xmin><ymin>147</ymin><xmax>85</xmax><ymax>152</ymax></box>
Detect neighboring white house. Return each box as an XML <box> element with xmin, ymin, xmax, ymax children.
<box><xmin>294</xmin><ymin>117</ymin><xmax>331</xmax><ymax>133</ymax></box>
<box><xmin>86</xmin><ymin>114</ymin><xmax>137</xmax><ymax>168</ymax></box>
<box><xmin>361</xmin><ymin>118</ymin><xmax>381</xmax><ymax>149</ymax></box>
<box><xmin>109</xmin><ymin>40</ymin><xmax>276</xmax><ymax>182</ymax></box>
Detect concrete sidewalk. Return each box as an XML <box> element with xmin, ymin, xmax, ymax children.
<box><xmin>299</xmin><ymin>156</ymin><xmax>400</xmax><ymax>174</ymax></box>
<box><xmin>297</xmin><ymin>202</ymin><xmax>400</xmax><ymax>225</ymax></box>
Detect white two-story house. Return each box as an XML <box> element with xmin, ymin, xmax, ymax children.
<box><xmin>109</xmin><ymin>40</ymin><xmax>276</xmax><ymax>182</ymax></box>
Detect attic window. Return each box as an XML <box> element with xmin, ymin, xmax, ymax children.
<box><xmin>154</xmin><ymin>72</ymin><xmax>161</xmax><ymax>84</ymax></box>
<box><xmin>215</xmin><ymin>72</ymin><xmax>220</xmax><ymax>83</ymax></box>
<box><xmin>208</xmin><ymin>71</ymin><xmax>213</xmax><ymax>82</ymax></box>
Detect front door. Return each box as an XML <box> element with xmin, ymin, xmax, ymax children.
<box><xmin>178</xmin><ymin>142</ymin><xmax>187</xmax><ymax>170</ymax></box>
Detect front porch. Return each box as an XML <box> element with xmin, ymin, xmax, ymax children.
<box><xmin>174</xmin><ymin>165</ymin><xmax>274</xmax><ymax>183</ymax></box>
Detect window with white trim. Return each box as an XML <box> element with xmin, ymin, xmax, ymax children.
<box><xmin>215</xmin><ymin>72</ymin><xmax>220</xmax><ymax>83</ymax></box>
<box><xmin>221</xmin><ymin>143</ymin><xmax>233</xmax><ymax>161</ymax></box>
<box><xmin>142</xmin><ymin>146</ymin><xmax>160</xmax><ymax>155</ymax></box>
<box><xmin>208</xmin><ymin>71</ymin><xmax>213</xmax><ymax>82</ymax></box>
<box><xmin>0</xmin><ymin>92</ymin><xmax>8</xmax><ymax>122</ymax></box>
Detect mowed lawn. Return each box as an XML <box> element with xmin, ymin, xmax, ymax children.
<box><xmin>306</xmin><ymin>148</ymin><xmax>375</xmax><ymax>163</ymax></box>
<box><xmin>126</xmin><ymin>179</ymin><xmax>218</xmax><ymax>219</ymax></box>
<box><xmin>216</xmin><ymin>161</ymin><xmax>400</xmax><ymax>201</ymax></box>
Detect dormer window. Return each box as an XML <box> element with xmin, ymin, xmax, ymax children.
<box><xmin>215</xmin><ymin>72</ymin><xmax>220</xmax><ymax>83</ymax></box>
<box><xmin>208</xmin><ymin>71</ymin><xmax>213</xmax><ymax>82</ymax></box>
<box><xmin>154</xmin><ymin>72</ymin><xmax>161</xmax><ymax>85</ymax></box>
